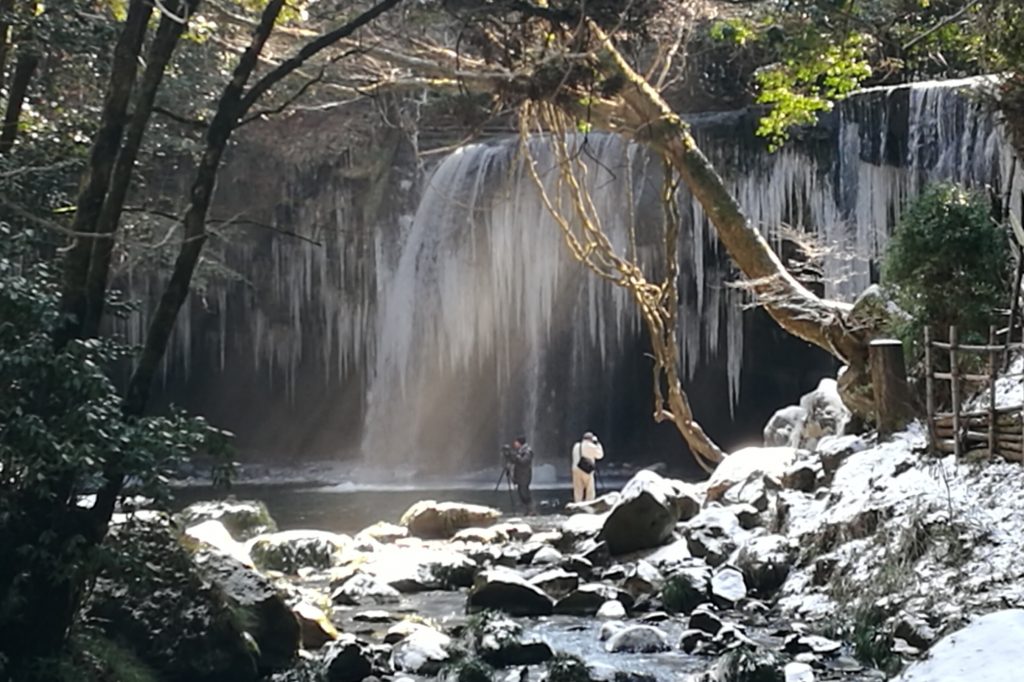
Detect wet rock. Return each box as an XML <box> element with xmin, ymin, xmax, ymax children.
<box><xmin>893</xmin><ymin>613</ymin><xmax>937</xmax><ymax>650</ymax></box>
<box><xmin>400</xmin><ymin>500</ymin><xmax>502</xmax><ymax>539</ymax></box>
<box><xmin>194</xmin><ymin>548</ymin><xmax>300</xmax><ymax>672</ymax></box>
<box><xmin>332</xmin><ymin>573</ymin><xmax>402</xmax><ymax>606</ymax></box>
<box><xmin>623</xmin><ymin>560</ymin><xmax>663</xmax><ymax>597</ymax></box>
<box><xmin>710</xmin><ymin>566</ymin><xmax>747</xmax><ymax>608</ymax></box>
<box><xmin>679</xmin><ymin>628</ymin><xmax>712</xmax><ymax>655</ymax></box>
<box><xmin>567</xmin><ymin>492</ymin><xmax>622</xmax><ymax>514</ymax></box>
<box><xmin>599</xmin><ymin>621</ymin><xmax>627</xmax><ymax>641</ymax></box>
<box><xmin>706</xmin><ymin>447</ymin><xmax>799</xmax><ymax>503</ymax></box>
<box><xmin>554</xmin><ymin>584</ymin><xmax>633</xmax><ymax>616</ymax></box>
<box><xmin>561</xmin><ymin>555</ymin><xmax>595</xmax><ymax>579</ymax></box>
<box><xmin>734</xmin><ymin>535</ymin><xmax>795</xmax><ymax>596</ymax></box>
<box><xmin>384</xmin><ymin>620</ymin><xmax>428</xmax><ymax>645</ymax></box>
<box><xmin>732</xmin><ymin>504</ymin><xmax>762</xmax><ymax>531</ymax></box>
<box><xmin>531</xmin><ymin>546</ymin><xmax>564</xmax><ymax>566</ymax></box>
<box><xmin>688</xmin><ymin>605</ymin><xmax>724</xmax><ymax>635</ymax></box>
<box><xmin>579</xmin><ymin>539</ymin><xmax>611</xmax><ymax>566</ymax></box>
<box><xmin>685</xmin><ymin>507</ymin><xmax>743</xmax><ymax>567</ymax></box>
<box><xmin>185</xmin><ymin>519</ymin><xmax>254</xmax><ymax>566</ymax></box>
<box><xmin>249</xmin><ymin>530</ymin><xmax>350</xmax><ymax>574</ymax></box>
<box><xmin>474</xmin><ymin>615</ymin><xmax>554</xmax><ymax>667</ymax></box>
<box><xmin>468</xmin><ymin>569</ymin><xmax>554</xmax><ymax>616</ymax></box>
<box><xmin>588</xmin><ymin>663</ymin><xmax>659</xmax><ymax>682</ymax></box>
<box><xmin>639</xmin><ymin>611</ymin><xmax>670</xmax><ymax>624</ymax></box>
<box><xmin>356</xmin><ymin>521</ymin><xmax>409</xmax><ymax>544</ymax></box>
<box><xmin>660</xmin><ymin>563</ymin><xmax>711</xmax><ymax>613</ymax></box>
<box><xmin>781</xmin><ymin>461</ymin><xmax>819</xmax><ymax>493</ymax></box>
<box><xmin>605</xmin><ymin>625</ymin><xmax>670</xmax><ymax>653</ymax></box>
<box><xmin>597</xmin><ymin>600</ymin><xmax>627</xmax><ymax>619</ymax></box>
<box><xmin>293</xmin><ymin>601</ymin><xmax>338</xmax><ymax>649</ymax></box>
<box><xmin>529</xmin><ymin>568</ymin><xmax>580</xmax><ymax>599</ymax></box>
<box><xmin>783</xmin><ymin>634</ymin><xmax>841</xmax><ymax>656</ymax></box>
<box><xmin>179</xmin><ymin>498</ymin><xmax>277</xmax><ymax>541</ymax></box>
<box><xmin>353</xmin><ymin>610</ymin><xmax>397</xmax><ymax>623</ymax></box>
<box><xmin>601</xmin><ymin>471</ymin><xmax>690</xmax><ymax>555</ymax></box>
<box><xmin>324</xmin><ymin>635</ymin><xmax>373</xmax><ymax>682</ymax></box>
<box><xmin>600</xmin><ymin>565</ymin><xmax>628</xmax><ymax>581</ymax></box>
<box><xmin>391</xmin><ymin>626</ymin><xmax>451</xmax><ymax>674</ymax></box>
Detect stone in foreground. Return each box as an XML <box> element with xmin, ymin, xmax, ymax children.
<box><xmin>604</xmin><ymin>625</ymin><xmax>670</xmax><ymax>653</ymax></box>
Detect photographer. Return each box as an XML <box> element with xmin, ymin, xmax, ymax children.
<box><xmin>570</xmin><ymin>431</ymin><xmax>604</xmax><ymax>502</ymax></box>
<box><xmin>502</xmin><ymin>435</ymin><xmax>535</xmax><ymax>513</ymax></box>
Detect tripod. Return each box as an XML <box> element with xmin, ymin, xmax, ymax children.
<box><xmin>494</xmin><ymin>465</ymin><xmax>514</xmax><ymax>507</ymax></box>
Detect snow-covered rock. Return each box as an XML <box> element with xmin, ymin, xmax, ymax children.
<box><xmin>684</xmin><ymin>506</ymin><xmax>745</xmax><ymax>567</ymax></box>
<box><xmin>356</xmin><ymin>521</ymin><xmax>409</xmax><ymax>544</ymax></box>
<box><xmin>323</xmin><ymin>635</ymin><xmax>373</xmax><ymax>682</ymax></box>
<box><xmin>475</xmin><ymin>615</ymin><xmax>553</xmax><ymax>667</ymax></box>
<box><xmin>597</xmin><ymin>600</ymin><xmax>627</xmax><ymax>619</ymax></box>
<box><xmin>710</xmin><ymin>565</ymin><xmax>747</xmax><ymax>607</ymax></box>
<box><xmin>734</xmin><ymin>534</ymin><xmax>795</xmax><ymax>595</ymax></box>
<box><xmin>764</xmin><ymin>405</ymin><xmax>807</xmax><ymax>448</ymax></box>
<box><xmin>895</xmin><ymin>610</ymin><xmax>1024</xmax><ymax>681</ymax></box>
<box><xmin>566</xmin><ymin>492</ymin><xmax>621</xmax><ymax>514</ymax></box>
<box><xmin>179</xmin><ymin>498</ymin><xmax>277</xmax><ymax>541</ymax></box>
<box><xmin>362</xmin><ymin>546</ymin><xmax>476</xmax><ymax>591</ymax></box>
<box><xmin>604</xmin><ymin>625</ymin><xmax>670</xmax><ymax>653</ymax></box>
<box><xmin>529</xmin><ymin>568</ymin><xmax>580</xmax><ymax>599</ymax></box>
<box><xmin>555</xmin><ymin>584</ymin><xmax>633</xmax><ymax>616</ymax></box>
<box><xmin>400</xmin><ymin>500</ymin><xmax>501</xmax><ymax>539</ymax></box>
<box><xmin>390</xmin><ymin>626</ymin><xmax>451</xmax><ymax>674</ymax></box>
<box><xmin>600</xmin><ymin>471</ymin><xmax>690</xmax><ymax>555</ymax></box>
<box><xmin>331</xmin><ymin>572</ymin><xmax>401</xmax><ymax>606</ymax></box>
<box><xmin>707</xmin><ymin>447</ymin><xmax>799</xmax><ymax>502</ymax></box>
<box><xmin>185</xmin><ymin>519</ymin><xmax>253</xmax><ymax>566</ymax></box>
<box><xmin>248</xmin><ymin>530</ymin><xmax>350</xmax><ymax>573</ymax></box>
<box><xmin>293</xmin><ymin>601</ymin><xmax>339</xmax><ymax>649</ymax></box>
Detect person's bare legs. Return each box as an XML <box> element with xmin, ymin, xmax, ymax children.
<box><xmin>572</xmin><ymin>467</ymin><xmax>588</xmax><ymax>502</ymax></box>
<box><xmin>584</xmin><ymin>472</ymin><xmax>596</xmax><ymax>501</ymax></box>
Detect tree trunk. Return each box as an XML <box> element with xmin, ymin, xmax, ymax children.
<box><xmin>582</xmin><ymin>23</ymin><xmax>866</xmax><ymax>366</ymax></box>
<box><xmin>82</xmin><ymin>0</ymin><xmax>200</xmax><ymax>338</ymax></box>
<box><xmin>0</xmin><ymin>0</ymin><xmax>15</xmax><ymax>93</ymax></box>
<box><xmin>57</xmin><ymin>0</ymin><xmax>152</xmax><ymax>345</ymax></box>
<box><xmin>869</xmin><ymin>339</ymin><xmax>917</xmax><ymax>436</ymax></box>
<box><xmin>0</xmin><ymin>49</ymin><xmax>39</xmax><ymax>155</ymax></box>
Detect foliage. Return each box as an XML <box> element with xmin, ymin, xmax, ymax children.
<box><xmin>441</xmin><ymin>655</ymin><xmax>495</xmax><ymax>682</ymax></box>
<box><xmin>882</xmin><ymin>183</ymin><xmax>1009</xmax><ymax>354</ymax></box>
<box><xmin>0</xmin><ymin>227</ymin><xmax>231</xmax><ymax>673</ymax></box>
<box><xmin>715</xmin><ymin>646</ymin><xmax>784</xmax><ymax>682</ymax></box>
<box><xmin>660</xmin><ymin>573</ymin><xmax>705</xmax><ymax>614</ymax></box>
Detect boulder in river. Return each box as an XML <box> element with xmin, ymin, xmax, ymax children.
<box><xmin>390</xmin><ymin>626</ymin><xmax>452</xmax><ymax>674</ymax></box>
<box><xmin>400</xmin><ymin>500</ymin><xmax>502</xmax><ymax>539</ymax></box>
<box><xmin>356</xmin><ymin>521</ymin><xmax>409</xmax><ymax>544</ymax></box>
<box><xmin>473</xmin><ymin>613</ymin><xmax>554</xmax><ymax>667</ymax></box>
<box><xmin>604</xmin><ymin>625</ymin><xmax>670</xmax><ymax>653</ymax></box>
<box><xmin>248</xmin><ymin>529</ymin><xmax>350</xmax><ymax>573</ymax></box>
<box><xmin>734</xmin><ymin>534</ymin><xmax>795</xmax><ymax>596</ymax></box>
<box><xmin>554</xmin><ymin>584</ymin><xmax>634</xmax><ymax>616</ymax></box>
<box><xmin>710</xmin><ymin>565</ymin><xmax>748</xmax><ymax>608</ymax></box>
<box><xmin>467</xmin><ymin>569</ymin><xmax>554</xmax><ymax>616</ymax></box>
<box><xmin>600</xmin><ymin>471</ymin><xmax>685</xmax><ymax>555</ymax></box>
<box><xmin>660</xmin><ymin>563</ymin><xmax>711</xmax><ymax>614</ymax></box>
<box><xmin>331</xmin><ymin>572</ymin><xmax>401</xmax><ymax>606</ymax></box>
<box><xmin>597</xmin><ymin>600</ymin><xmax>627</xmax><ymax>619</ymax></box>
<box><xmin>324</xmin><ymin>635</ymin><xmax>374</xmax><ymax>682</ymax></box>
<box><xmin>364</xmin><ymin>546</ymin><xmax>477</xmax><ymax>592</ymax></box>
<box><xmin>179</xmin><ymin>498</ymin><xmax>277</xmax><ymax>541</ymax></box>
<box><xmin>293</xmin><ymin>601</ymin><xmax>339</xmax><ymax>649</ymax></box>
<box><xmin>529</xmin><ymin>568</ymin><xmax>580</xmax><ymax>599</ymax></box>
<box><xmin>684</xmin><ymin>507</ymin><xmax>744</xmax><ymax>567</ymax></box>
<box><xmin>623</xmin><ymin>560</ymin><xmax>664</xmax><ymax>597</ymax></box>
<box><xmin>185</xmin><ymin>519</ymin><xmax>253</xmax><ymax>566</ymax></box>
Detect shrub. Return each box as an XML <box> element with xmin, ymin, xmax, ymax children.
<box><xmin>546</xmin><ymin>653</ymin><xmax>591</xmax><ymax>682</ymax></box>
<box><xmin>883</xmin><ymin>183</ymin><xmax>1009</xmax><ymax>356</ymax></box>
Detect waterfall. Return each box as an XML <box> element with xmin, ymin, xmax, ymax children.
<box><xmin>128</xmin><ymin>77</ymin><xmax>1022</xmax><ymax>467</ymax></box>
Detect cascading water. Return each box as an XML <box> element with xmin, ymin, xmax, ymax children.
<box><xmin>131</xmin><ymin>77</ymin><xmax>1021</xmax><ymax>470</ymax></box>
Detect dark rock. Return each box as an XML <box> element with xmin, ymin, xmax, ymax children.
<box><xmin>601</xmin><ymin>471</ymin><xmax>683</xmax><ymax>555</ymax></box>
<box><xmin>781</xmin><ymin>462</ymin><xmax>819</xmax><ymax>492</ymax></box>
<box><xmin>293</xmin><ymin>601</ymin><xmax>339</xmax><ymax>650</ymax></box>
<box><xmin>732</xmin><ymin>504</ymin><xmax>762</xmax><ymax>530</ymax></box>
<box><xmin>179</xmin><ymin>498</ymin><xmax>277</xmax><ymax>541</ymax></box>
<box><xmin>555</xmin><ymin>584</ymin><xmax>634</xmax><ymax>616</ymax></box>
<box><xmin>529</xmin><ymin>568</ymin><xmax>580</xmax><ymax>599</ymax></box>
<box><xmin>783</xmin><ymin>634</ymin><xmax>842</xmax><ymax>655</ymax></box>
<box><xmin>88</xmin><ymin>518</ymin><xmax>259</xmax><ymax>682</ymax></box>
<box><xmin>579</xmin><ymin>539</ymin><xmax>611</xmax><ymax>566</ymax></box>
<box><xmin>249</xmin><ymin>530</ymin><xmax>349</xmax><ymax>574</ymax></box>
<box><xmin>660</xmin><ymin>564</ymin><xmax>711</xmax><ymax>614</ymax></box>
<box><xmin>194</xmin><ymin>549</ymin><xmax>300</xmax><ymax>672</ymax></box>
<box><xmin>734</xmin><ymin>535</ymin><xmax>794</xmax><ymax>596</ymax></box>
<box><xmin>467</xmin><ymin>569</ymin><xmax>554</xmax><ymax>616</ymax></box>
<box><xmin>531</xmin><ymin>546</ymin><xmax>564</xmax><ymax>566</ymax></box>
<box><xmin>688</xmin><ymin>605</ymin><xmax>724</xmax><ymax>636</ymax></box>
<box><xmin>894</xmin><ymin>613</ymin><xmax>937</xmax><ymax>650</ymax></box>
<box><xmin>710</xmin><ymin>565</ymin><xmax>747</xmax><ymax>608</ymax></box>
<box><xmin>604</xmin><ymin>625</ymin><xmax>670</xmax><ymax>653</ymax></box>
<box><xmin>324</xmin><ymin>636</ymin><xmax>373</xmax><ymax>682</ymax></box>
<box><xmin>561</xmin><ymin>555</ymin><xmax>595</xmax><ymax>579</ymax></box>
<box><xmin>600</xmin><ymin>565</ymin><xmax>628</xmax><ymax>581</ymax></box>
<box><xmin>623</xmin><ymin>560</ymin><xmax>663</xmax><ymax>597</ymax></box>
<box><xmin>679</xmin><ymin>628</ymin><xmax>712</xmax><ymax>654</ymax></box>
<box><xmin>400</xmin><ymin>500</ymin><xmax>502</xmax><ymax>539</ymax></box>
<box><xmin>352</xmin><ymin>610</ymin><xmax>398</xmax><ymax>623</ymax></box>
<box><xmin>638</xmin><ymin>611</ymin><xmax>671</xmax><ymax>623</ymax></box>
<box><xmin>475</xmin><ymin>615</ymin><xmax>554</xmax><ymax>667</ymax></box>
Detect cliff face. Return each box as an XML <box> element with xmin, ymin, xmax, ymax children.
<box><xmin>128</xmin><ymin>78</ymin><xmax>1020</xmax><ymax>476</ymax></box>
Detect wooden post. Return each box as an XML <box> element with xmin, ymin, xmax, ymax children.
<box><xmin>1006</xmin><ymin>250</ymin><xmax>1023</xmax><ymax>369</ymax></box>
<box><xmin>869</xmin><ymin>338</ymin><xmax>917</xmax><ymax>438</ymax></box>
<box><xmin>924</xmin><ymin>326</ymin><xmax>936</xmax><ymax>453</ymax></box>
<box><xmin>989</xmin><ymin>325</ymin><xmax>998</xmax><ymax>460</ymax></box>
<box><xmin>950</xmin><ymin>325</ymin><xmax>961</xmax><ymax>459</ymax></box>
